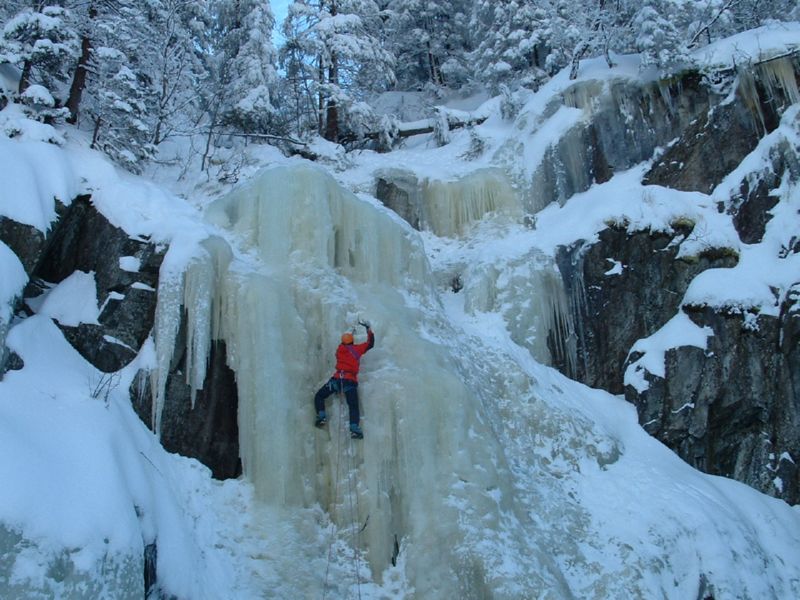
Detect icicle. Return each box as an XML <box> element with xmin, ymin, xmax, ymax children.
<box><xmin>757</xmin><ymin>55</ymin><xmax>800</xmax><ymax>105</ymax></box>
<box><xmin>182</xmin><ymin>250</ymin><xmax>212</xmax><ymax>406</ymax></box>
<box><xmin>463</xmin><ymin>249</ymin><xmax>577</xmax><ymax>371</ymax></box>
<box><xmin>736</xmin><ymin>56</ymin><xmax>799</xmax><ymax>135</ymax></box>
<box><xmin>150</xmin><ymin>266</ymin><xmax>184</xmax><ymax>437</ymax></box>
<box><xmin>738</xmin><ymin>69</ymin><xmax>768</xmax><ymax>133</ymax></box>
<box><xmin>421</xmin><ymin>168</ymin><xmax>521</xmax><ymax>237</ymax></box>
<box><xmin>182</xmin><ymin>237</ymin><xmax>233</xmax><ymax>408</ymax></box>
<box><xmin>561</xmin><ymin>80</ymin><xmax>603</xmax><ymax>112</ymax></box>
<box><xmin>206</xmin><ymin>163</ymin><xmax>433</xmax><ymax>293</ymax></box>
<box><xmin>150</xmin><ymin>235</ymin><xmax>233</xmax><ymax>434</ymax></box>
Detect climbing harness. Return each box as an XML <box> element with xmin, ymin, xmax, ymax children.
<box><xmin>321</xmin><ymin>390</ymin><xmax>365</xmax><ymax>600</ymax></box>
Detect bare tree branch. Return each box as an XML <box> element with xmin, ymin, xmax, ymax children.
<box><xmin>688</xmin><ymin>0</ymin><xmax>741</xmax><ymax>49</ymax></box>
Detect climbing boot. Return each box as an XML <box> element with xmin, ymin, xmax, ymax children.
<box><xmin>350</xmin><ymin>424</ymin><xmax>363</xmax><ymax>439</ymax></box>
<box><xmin>315</xmin><ymin>412</ymin><xmax>327</xmax><ymax>428</ymax></box>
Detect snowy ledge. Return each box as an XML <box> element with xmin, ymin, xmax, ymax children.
<box><xmin>624</xmin><ymin>311</ymin><xmax>713</xmax><ymax>393</ymax></box>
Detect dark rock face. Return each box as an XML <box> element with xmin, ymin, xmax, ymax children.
<box><xmin>0</xmin><ymin>217</ymin><xmax>46</xmax><ymax>276</ymax></box>
<box><xmin>731</xmin><ymin>140</ymin><xmax>800</xmax><ymax>245</ymax></box>
<box><xmin>0</xmin><ymin>351</ymin><xmax>23</xmax><ymax>376</ymax></box>
<box><xmin>1</xmin><ymin>195</ymin><xmax>164</xmax><ymax>372</ymax></box>
<box><xmin>643</xmin><ymin>98</ymin><xmax>764</xmax><ymax>193</ymax></box>
<box><xmin>59</xmin><ymin>323</ymin><xmax>138</xmax><ymax>373</ymax></box>
<box><xmin>554</xmin><ymin>224</ymin><xmax>737</xmax><ymax>394</ymax></box>
<box><xmin>35</xmin><ymin>195</ymin><xmax>162</xmax><ymax>308</ymax></box>
<box><xmin>30</xmin><ymin>196</ymin><xmax>163</xmax><ymax>371</ymax></box>
<box><xmin>530</xmin><ymin>73</ymin><xmax>712</xmax><ymax>211</ymax></box>
<box><xmin>626</xmin><ymin>302</ymin><xmax>800</xmax><ymax>504</ymax></box>
<box><xmin>644</xmin><ymin>60</ymin><xmax>798</xmax><ymax>194</ymax></box>
<box><xmin>553</xmin><ymin>58</ymin><xmax>800</xmax><ymax>503</ymax></box>
<box><xmin>3</xmin><ymin>191</ymin><xmax>241</xmax><ymax>481</ymax></box>
<box><xmin>131</xmin><ymin>337</ymin><xmax>241</xmax><ymax>481</ymax></box>
<box><xmin>161</xmin><ymin>339</ymin><xmax>241</xmax><ymax>480</ymax></box>
<box><xmin>375</xmin><ymin>172</ymin><xmax>422</xmax><ymax>230</ymax></box>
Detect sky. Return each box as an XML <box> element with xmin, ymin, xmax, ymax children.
<box><xmin>273</xmin><ymin>0</ymin><xmax>289</xmax><ymax>41</ymax></box>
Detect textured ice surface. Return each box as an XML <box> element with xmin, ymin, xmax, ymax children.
<box><xmin>144</xmin><ymin>163</ymin><xmax>800</xmax><ymax>598</ymax></box>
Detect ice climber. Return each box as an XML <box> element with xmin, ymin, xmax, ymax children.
<box><xmin>314</xmin><ymin>320</ymin><xmax>374</xmax><ymax>439</ymax></box>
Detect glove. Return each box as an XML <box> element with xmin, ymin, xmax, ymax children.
<box><xmin>358</xmin><ymin>319</ymin><xmax>371</xmax><ymax>330</ymax></box>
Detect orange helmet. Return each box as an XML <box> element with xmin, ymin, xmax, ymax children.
<box><xmin>341</xmin><ymin>332</ymin><xmax>354</xmax><ymax>344</ymax></box>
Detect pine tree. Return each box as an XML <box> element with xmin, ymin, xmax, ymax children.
<box><xmin>281</xmin><ymin>0</ymin><xmax>394</xmax><ymax>141</ymax></box>
<box><xmin>80</xmin><ymin>3</ymin><xmax>157</xmax><ymax>172</ymax></box>
<box><xmin>633</xmin><ymin>0</ymin><xmax>692</xmax><ymax>72</ymax></box>
<box><xmin>0</xmin><ymin>4</ymin><xmax>78</xmax><ymax>98</ymax></box>
<box><xmin>472</xmin><ymin>0</ymin><xmax>550</xmax><ymax>91</ymax></box>
<box><xmin>387</xmin><ymin>0</ymin><xmax>472</xmax><ymax>90</ymax></box>
<box><xmin>560</xmin><ymin>0</ymin><xmax>637</xmax><ymax>80</ymax></box>
<box><xmin>209</xmin><ymin>0</ymin><xmax>278</xmax><ymax>135</ymax></box>
<box><xmin>141</xmin><ymin>0</ymin><xmax>210</xmax><ymax>145</ymax></box>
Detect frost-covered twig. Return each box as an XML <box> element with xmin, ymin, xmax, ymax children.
<box><xmin>89</xmin><ymin>371</ymin><xmax>121</xmax><ymax>406</ymax></box>
<box><xmin>688</xmin><ymin>0</ymin><xmax>741</xmax><ymax>49</ymax></box>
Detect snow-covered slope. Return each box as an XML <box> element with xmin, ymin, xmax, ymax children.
<box><xmin>1</xmin><ymin>23</ymin><xmax>800</xmax><ymax>600</ymax></box>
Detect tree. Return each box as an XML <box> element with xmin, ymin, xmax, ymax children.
<box><xmin>387</xmin><ymin>0</ymin><xmax>472</xmax><ymax>90</ymax></box>
<box><xmin>80</xmin><ymin>3</ymin><xmax>156</xmax><ymax>172</ymax></box>
<box><xmin>209</xmin><ymin>0</ymin><xmax>278</xmax><ymax>134</ymax></box>
<box><xmin>140</xmin><ymin>0</ymin><xmax>210</xmax><ymax>145</ymax></box>
<box><xmin>472</xmin><ymin>0</ymin><xmax>550</xmax><ymax>91</ymax></box>
<box><xmin>0</xmin><ymin>4</ymin><xmax>78</xmax><ymax>96</ymax></box>
<box><xmin>633</xmin><ymin>0</ymin><xmax>692</xmax><ymax>72</ymax></box>
<box><xmin>59</xmin><ymin>1</ymin><xmax>209</xmax><ymax>168</ymax></box>
<box><xmin>281</xmin><ymin>0</ymin><xmax>394</xmax><ymax>141</ymax></box>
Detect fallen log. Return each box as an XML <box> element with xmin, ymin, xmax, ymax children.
<box><xmin>339</xmin><ymin>113</ymin><xmax>488</xmax><ymax>146</ymax></box>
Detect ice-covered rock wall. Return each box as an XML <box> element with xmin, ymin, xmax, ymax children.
<box><xmin>459</xmin><ymin>247</ymin><xmax>576</xmax><ymax>373</ymax></box>
<box><xmin>376</xmin><ymin>167</ymin><xmax>521</xmax><ymax>237</ymax></box>
<box><xmin>495</xmin><ymin>73</ymin><xmax>714</xmax><ymax>213</ymax></box>
<box><xmin>149</xmin><ymin>164</ymin><xmax>569</xmax><ymax>596</ymax></box>
<box><xmin>146</xmin><ymin>162</ymin><xmax>800</xmax><ymax>599</ymax></box>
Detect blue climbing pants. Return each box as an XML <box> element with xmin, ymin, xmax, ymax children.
<box><xmin>314</xmin><ymin>377</ymin><xmax>360</xmax><ymax>425</ymax></box>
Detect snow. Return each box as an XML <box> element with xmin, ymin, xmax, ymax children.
<box><xmin>692</xmin><ymin>21</ymin><xmax>800</xmax><ymax>68</ymax></box>
<box><xmin>20</xmin><ymin>84</ymin><xmax>54</xmax><ymax>107</ymax></box>
<box><xmin>681</xmin><ymin>105</ymin><xmax>800</xmax><ymax>316</ymax></box>
<box><xmin>0</xmin><ymin>135</ymin><xmax>77</xmax><ymax>230</ymax></box>
<box><xmin>0</xmin><ymin>101</ymin><xmax>65</xmax><ymax>145</ymax></box>
<box><xmin>35</xmin><ymin>270</ymin><xmax>100</xmax><ymax>326</ymax></box>
<box><xmin>0</xmin><ymin>241</ymin><xmax>26</xmax><ymax>317</ymax></box>
<box><xmin>1</xmin><ymin>23</ymin><xmax>800</xmax><ymax>600</ymax></box>
<box><xmin>119</xmin><ymin>255</ymin><xmax>141</xmax><ymax>272</ymax></box>
<box><xmin>604</xmin><ymin>258</ymin><xmax>624</xmax><ymax>275</ymax></box>
<box><xmin>624</xmin><ymin>311</ymin><xmax>713</xmax><ymax>393</ymax></box>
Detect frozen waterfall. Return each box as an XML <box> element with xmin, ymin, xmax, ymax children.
<box><xmin>148</xmin><ymin>164</ymin><xmax>571</xmax><ymax>596</ymax></box>
<box><xmin>377</xmin><ymin>167</ymin><xmax>522</xmax><ymax>237</ymax></box>
<box><xmin>147</xmin><ymin>163</ymin><xmax>800</xmax><ymax>599</ymax></box>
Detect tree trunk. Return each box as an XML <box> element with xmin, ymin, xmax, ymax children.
<box><xmin>317</xmin><ymin>60</ymin><xmax>325</xmax><ymax>135</ymax></box>
<box><xmin>322</xmin><ymin>0</ymin><xmax>339</xmax><ymax>142</ymax></box>
<box><xmin>324</xmin><ymin>97</ymin><xmax>338</xmax><ymax>142</ymax></box>
<box><xmin>338</xmin><ymin>114</ymin><xmax>487</xmax><ymax>146</ymax></box>
<box><xmin>427</xmin><ymin>41</ymin><xmax>443</xmax><ymax>86</ymax></box>
<box><xmin>323</xmin><ymin>54</ymin><xmax>339</xmax><ymax>142</ymax></box>
<box><xmin>570</xmin><ymin>42</ymin><xmax>589</xmax><ymax>80</ymax></box>
<box><xmin>90</xmin><ymin>116</ymin><xmax>102</xmax><ymax>149</ymax></box>
<box><xmin>66</xmin><ymin>4</ymin><xmax>96</xmax><ymax>124</ymax></box>
<box><xmin>202</xmin><ymin>102</ymin><xmax>220</xmax><ymax>172</ymax></box>
<box><xmin>18</xmin><ymin>60</ymin><xmax>32</xmax><ymax>95</ymax></box>
<box><xmin>66</xmin><ymin>35</ymin><xmax>92</xmax><ymax>124</ymax></box>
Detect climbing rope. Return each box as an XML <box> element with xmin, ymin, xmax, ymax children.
<box><xmin>322</xmin><ymin>389</ymin><xmax>344</xmax><ymax>600</ymax></box>
<box><xmin>346</xmin><ymin>414</ymin><xmax>363</xmax><ymax>600</ymax></box>
<box><xmin>321</xmin><ymin>388</ymin><xmax>364</xmax><ymax>600</ymax></box>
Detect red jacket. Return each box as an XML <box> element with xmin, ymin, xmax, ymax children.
<box><xmin>333</xmin><ymin>329</ymin><xmax>374</xmax><ymax>382</ymax></box>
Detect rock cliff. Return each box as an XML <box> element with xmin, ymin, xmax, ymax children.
<box><xmin>551</xmin><ymin>56</ymin><xmax>800</xmax><ymax>504</ymax></box>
